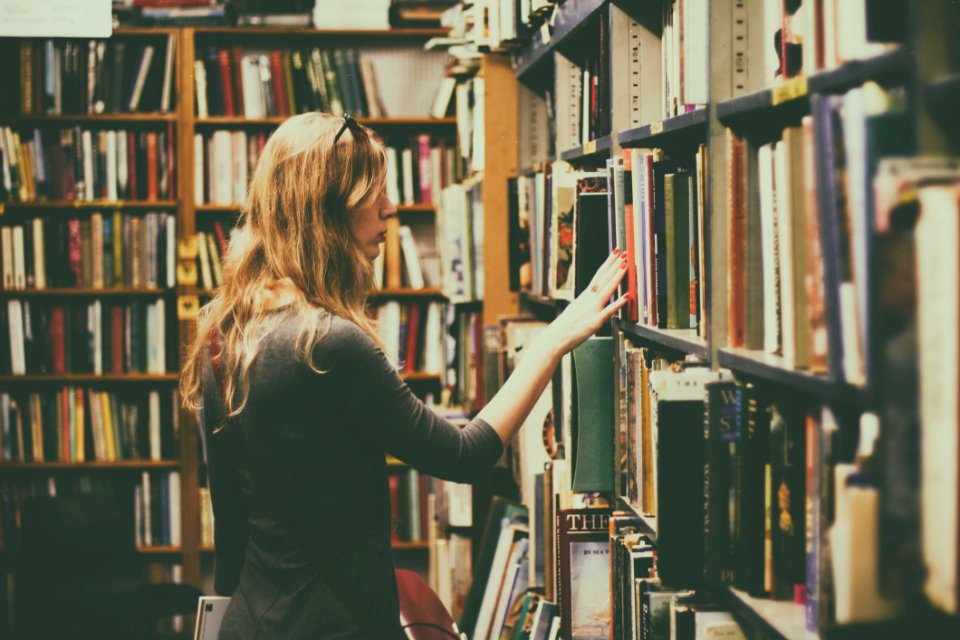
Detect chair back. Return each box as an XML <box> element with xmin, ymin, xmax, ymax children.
<box><xmin>396</xmin><ymin>569</ymin><xmax>464</xmax><ymax>640</ymax></box>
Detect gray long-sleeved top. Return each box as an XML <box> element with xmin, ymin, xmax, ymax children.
<box><xmin>201</xmin><ymin>311</ymin><xmax>503</xmax><ymax>639</ymax></box>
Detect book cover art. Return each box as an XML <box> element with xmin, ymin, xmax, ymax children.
<box><xmin>557</xmin><ymin>508</ymin><xmax>612</xmax><ymax>640</ymax></box>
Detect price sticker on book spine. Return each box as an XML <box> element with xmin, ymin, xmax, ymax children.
<box><xmin>177</xmin><ymin>262</ymin><xmax>198</xmax><ymax>286</ymax></box>
<box><xmin>178</xmin><ymin>295</ymin><xmax>200</xmax><ymax>321</ymax></box>
<box><xmin>650</xmin><ymin>121</ymin><xmax>664</xmax><ymax>134</ymax></box>
<box><xmin>178</xmin><ymin>235</ymin><xmax>199</xmax><ymax>259</ymax></box>
<box><xmin>584</xmin><ymin>140</ymin><xmax>597</xmax><ymax>155</ymax></box>
<box><xmin>771</xmin><ymin>76</ymin><xmax>808</xmax><ymax>106</ymax></box>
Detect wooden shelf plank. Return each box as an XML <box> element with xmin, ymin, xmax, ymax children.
<box><xmin>515</xmin><ymin>0</ymin><xmax>608</xmax><ymax>79</ymax></box>
<box><xmin>0</xmin><ymin>374</ymin><xmax>178</xmax><ymax>383</ymax></box>
<box><xmin>558</xmin><ymin>134</ymin><xmax>613</xmax><ymax>163</ymax></box>
<box><xmin>0</xmin><ymin>460</ymin><xmax>180</xmax><ymax>470</ymax></box>
<box><xmin>717</xmin><ymin>586</ymin><xmax>814</xmax><ymax>640</ymax></box>
<box><xmin>0</xmin><ymin>288</ymin><xmax>175</xmax><ymax>297</ymax></box>
<box><xmin>400</xmin><ymin>372</ymin><xmax>443</xmax><ymax>382</ymax></box>
<box><xmin>0</xmin><ymin>200</ymin><xmax>178</xmax><ymax>211</ymax></box>
<box><xmin>615</xmin><ymin>319</ymin><xmax>709</xmax><ymax>359</ymax></box>
<box><xmin>618</xmin><ymin>108</ymin><xmax>709</xmax><ymax>148</ymax></box>
<box><xmin>194</xmin><ymin>116</ymin><xmax>456</xmax><ymax>127</ymax></box>
<box><xmin>137</xmin><ymin>546</ymin><xmax>183</xmax><ymax>555</ymax></box>
<box><xmin>370</xmin><ymin>287</ymin><xmax>445</xmax><ymax>299</ymax></box>
<box><xmin>193</xmin><ymin>27</ymin><xmax>449</xmax><ymax>37</ymax></box>
<box><xmin>718</xmin><ymin>348</ymin><xmax>866</xmax><ymax>403</ymax></box>
<box><xmin>196</xmin><ymin>203</ymin><xmax>435</xmax><ymax>213</ymax></box>
<box><xmin>0</xmin><ymin>113</ymin><xmax>177</xmax><ymax>124</ymax></box>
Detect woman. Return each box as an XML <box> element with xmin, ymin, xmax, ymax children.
<box><xmin>180</xmin><ymin>112</ymin><xmax>629</xmax><ymax>639</ymax></box>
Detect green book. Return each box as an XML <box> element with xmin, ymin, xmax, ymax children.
<box><xmin>570</xmin><ymin>336</ymin><xmax>614</xmax><ymax>492</ymax></box>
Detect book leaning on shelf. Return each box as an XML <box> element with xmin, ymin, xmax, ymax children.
<box><xmin>0</xmin><ymin>387</ymin><xmax>179</xmax><ymax>463</ymax></box>
<box><xmin>0</xmin><ymin>126</ymin><xmax>176</xmax><ymax>203</ymax></box>
<box><xmin>1</xmin><ymin>211</ymin><xmax>176</xmax><ymax>291</ymax></box>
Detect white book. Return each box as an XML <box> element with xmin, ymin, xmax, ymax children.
<box><xmin>422</xmin><ymin>302</ymin><xmax>443</xmax><ymax>375</ymax></box>
<box><xmin>231</xmin><ymin>131</ymin><xmax>248</xmax><ymax>204</ymax></box>
<box><xmin>386</xmin><ymin>147</ymin><xmax>401</xmax><ymax>204</ymax></box>
<box><xmin>474</xmin><ymin>524</ymin><xmax>528</xmax><ymax>640</ymax></box>
<box><xmin>149</xmin><ymin>390</ymin><xmax>162</xmax><ymax>461</ymax></box>
<box><xmin>105</xmin><ymin>130</ymin><xmax>118</xmax><ymax>201</ymax></box>
<box><xmin>90</xmin><ymin>300</ymin><xmax>102</xmax><ymax>375</ymax></box>
<box><xmin>763</xmin><ymin>0</ymin><xmax>782</xmax><ymax>87</ymax></box>
<box><xmin>455</xmin><ymin>82</ymin><xmax>472</xmax><ymax>160</ymax></box>
<box><xmin>141</xmin><ymin>471</ymin><xmax>153</xmax><ymax>547</ymax></box>
<box><xmin>377</xmin><ymin>301</ymin><xmax>402</xmax><ymax>367</ymax></box>
<box><xmin>11</xmin><ymin>225</ymin><xmax>25</xmax><ymax>289</ymax></box>
<box><xmin>0</xmin><ymin>131</ymin><xmax>12</xmax><ymax>200</ymax></box>
<box><xmin>430</xmin><ymin>76</ymin><xmax>457</xmax><ymax>119</ymax></box>
<box><xmin>757</xmin><ymin>143</ymin><xmax>780</xmax><ymax>356</ymax></box>
<box><xmin>194</xmin><ymin>60</ymin><xmax>209</xmax><ymax>118</ymax></box>
<box><xmin>773</xmin><ymin>140</ymin><xmax>795</xmax><ymax>367</ymax></box>
<box><xmin>146</xmin><ymin>300</ymin><xmax>157</xmax><ymax>370</ymax></box>
<box><xmin>241</xmin><ymin>55</ymin><xmax>265</xmax><ymax>118</ymax></box>
<box><xmin>127</xmin><ymin>45</ymin><xmax>156</xmax><ymax>112</ymax></box>
<box><xmin>155</xmin><ymin>299</ymin><xmax>166</xmax><ymax>373</ymax></box>
<box><xmin>82</xmin><ymin>129</ymin><xmax>94</xmax><ymax>201</ymax></box>
<box><xmin>32</xmin><ymin>217</ymin><xmax>45</xmax><ymax>289</ymax></box>
<box><xmin>470</xmin><ymin>77</ymin><xmax>485</xmax><ymax>172</ymax></box>
<box><xmin>194</xmin><ymin>596</ymin><xmax>232</xmax><ymax>640</ymax></box>
<box><xmin>211</xmin><ymin>130</ymin><xmax>234</xmax><ymax>205</ymax></box>
<box><xmin>193</xmin><ymin>133</ymin><xmax>205</xmax><ymax>204</ymax></box>
<box><xmin>166</xmin><ymin>215</ymin><xmax>176</xmax><ymax>288</ymax></box>
<box><xmin>160</xmin><ymin>34</ymin><xmax>176</xmax><ymax>113</ymax></box>
<box><xmin>682</xmin><ymin>0</ymin><xmax>709</xmax><ymax>106</ymax></box>
<box><xmin>916</xmin><ymin>184</ymin><xmax>960</xmax><ymax>616</ymax></box>
<box><xmin>401</xmin><ymin>148</ymin><xmax>415</xmax><ymax>205</ymax></box>
<box><xmin>0</xmin><ymin>227</ymin><xmax>11</xmax><ymax>289</ymax></box>
<box><xmin>397</xmin><ymin>225</ymin><xmax>424</xmax><ymax>289</ymax></box>
<box><xmin>7</xmin><ymin>300</ymin><xmax>25</xmax><ymax>374</ymax></box>
<box><xmin>168</xmin><ymin>470</ymin><xmax>182</xmax><ymax>547</ymax></box>
<box><xmin>117</xmin><ymin>129</ymin><xmax>129</xmax><ymax>198</ymax></box>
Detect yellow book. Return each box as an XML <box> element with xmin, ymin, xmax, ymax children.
<box><xmin>101</xmin><ymin>390</ymin><xmax>116</xmax><ymax>462</ymax></box>
<box><xmin>75</xmin><ymin>388</ymin><xmax>86</xmax><ymax>463</ymax></box>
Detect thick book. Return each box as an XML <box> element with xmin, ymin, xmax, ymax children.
<box><xmin>704</xmin><ymin>380</ymin><xmax>740</xmax><ymax>586</ymax></box>
<box><xmin>570</xmin><ymin>337</ymin><xmax>614</xmax><ymax>493</ymax></box>
<box><xmin>556</xmin><ymin>509</ymin><xmax>612</xmax><ymax>640</ymax></box>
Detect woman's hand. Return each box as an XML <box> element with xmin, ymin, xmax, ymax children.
<box><xmin>542</xmin><ymin>250</ymin><xmax>631</xmax><ymax>354</ymax></box>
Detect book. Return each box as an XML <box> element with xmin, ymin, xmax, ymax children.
<box><xmin>556</xmin><ymin>508</ymin><xmax>612</xmax><ymax>640</ymax></box>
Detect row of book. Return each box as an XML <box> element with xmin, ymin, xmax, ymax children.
<box><xmin>373</xmin><ymin>219</ymin><xmax>438</xmax><ymax>291</ymax></box>
<box><xmin>552</xmin><ymin>22</ymin><xmax>610</xmax><ymax>152</ymax></box>
<box><xmin>0</xmin><ymin>126</ymin><xmax>177</xmax><ymax>203</ymax></box>
<box><xmin>194</xmin><ymin>46</ymin><xmax>387</xmax><ymax>119</ymax></box>
<box><xmin>726</xmin><ymin>82</ymin><xmax>913</xmax><ymax>385</ymax></box>
<box><xmin>437</xmin><ymin>180</ymin><xmax>484</xmax><ymax>303</ymax></box>
<box><xmin>0</xmin><ymin>387</ymin><xmax>179</xmax><ymax>464</ymax></box>
<box><xmin>373</xmin><ymin>301</ymin><xmax>444</xmax><ymax>375</ymax></box>
<box><xmin>511</xmin><ymin>152</ymin><xmax>707</xmax><ymax>334</ymax></box>
<box><xmin>1</xmin><ymin>299</ymin><xmax>172</xmax><ymax>375</ymax></box>
<box><xmin>0</xmin><ymin>212</ymin><xmax>177</xmax><ymax>291</ymax></box>
<box><xmin>388</xmin><ymin>467</ymin><xmax>430</xmax><ymax>543</ymax></box>
<box><xmin>14</xmin><ymin>36</ymin><xmax>177</xmax><ymax>115</ymax></box>
<box><xmin>194</xmin><ymin>129</ymin><xmax>456</xmax><ymax>207</ymax></box>
<box><xmin>195</xmin><ymin>223</ymin><xmax>231</xmax><ymax>292</ymax></box>
<box><xmin>134</xmin><ymin>470</ymin><xmax>182</xmax><ymax>549</ymax></box>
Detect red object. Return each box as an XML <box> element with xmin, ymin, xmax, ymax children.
<box><xmin>388</xmin><ymin>474</ymin><xmax>402</xmax><ymax>541</ymax></box>
<box><xmin>167</xmin><ymin>122</ymin><xmax>175</xmax><ymax>199</ymax></box>
<box><xmin>146</xmin><ymin>132</ymin><xmax>158</xmax><ymax>201</ymax></box>
<box><xmin>67</xmin><ymin>220</ymin><xmax>82</xmax><ymax>286</ymax></box>
<box><xmin>269</xmin><ymin>51</ymin><xmax>288</xmax><ymax>117</ymax></box>
<box><xmin>230</xmin><ymin>46</ymin><xmax>246</xmax><ymax>116</ymax></box>
<box><xmin>417</xmin><ymin>134</ymin><xmax>432</xmax><ymax>204</ymax></box>
<box><xmin>404</xmin><ymin>304</ymin><xmax>421</xmax><ymax>374</ymax></box>
<box><xmin>217</xmin><ymin>49</ymin><xmax>235</xmax><ymax>117</ymax></box>
<box><xmin>395</xmin><ymin>569</ymin><xmax>460</xmax><ymax>640</ymax></box>
<box><xmin>50</xmin><ymin>307</ymin><xmax>65</xmax><ymax>374</ymax></box>
<box><xmin>111</xmin><ymin>305</ymin><xmax>124</xmax><ymax>373</ymax></box>
<box><xmin>418</xmin><ymin>474</ymin><xmax>430</xmax><ymax>542</ymax></box>
<box><xmin>622</xmin><ymin>153</ymin><xmax>638</xmax><ymax>322</ymax></box>
<box><xmin>213</xmin><ymin>221</ymin><xmax>229</xmax><ymax>258</ymax></box>
<box><xmin>127</xmin><ymin>132</ymin><xmax>138</xmax><ymax>200</ymax></box>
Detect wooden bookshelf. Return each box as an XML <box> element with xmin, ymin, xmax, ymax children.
<box><xmin>400</xmin><ymin>372</ymin><xmax>442</xmax><ymax>382</ymax></box>
<box><xmin>0</xmin><ymin>374</ymin><xmax>179</xmax><ymax>383</ymax></box>
<box><xmin>0</xmin><ymin>200</ymin><xmax>178</xmax><ymax>211</ymax></box>
<box><xmin>0</xmin><ymin>114</ymin><xmax>178</xmax><ymax>124</ymax></box>
<box><xmin>0</xmin><ymin>288</ymin><xmax>176</xmax><ymax>297</ymax></box>
<box><xmin>137</xmin><ymin>546</ymin><xmax>184</xmax><ymax>555</ymax></box>
<box><xmin>193</xmin><ymin>27</ymin><xmax>449</xmax><ymax>38</ymax></box>
<box><xmin>193</xmin><ymin>116</ymin><xmax>457</xmax><ymax>127</ymax></box>
<box><xmin>195</xmin><ymin>203</ymin><xmax>436</xmax><ymax>213</ymax></box>
<box><xmin>0</xmin><ymin>460</ymin><xmax>180</xmax><ymax>471</ymax></box>
<box><xmin>370</xmin><ymin>287</ymin><xmax>445</xmax><ymax>299</ymax></box>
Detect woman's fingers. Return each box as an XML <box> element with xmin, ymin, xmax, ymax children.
<box><xmin>587</xmin><ymin>251</ymin><xmax>622</xmax><ymax>291</ymax></box>
<box><xmin>602</xmin><ymin>293</ymin><xmax>631</xmax><ymax>319</ymax></box>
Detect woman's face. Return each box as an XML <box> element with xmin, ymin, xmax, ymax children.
<box><xmin>349</xmin><ymin>187</ymin><xmax>397</xmax><ymax>260</ymax></box>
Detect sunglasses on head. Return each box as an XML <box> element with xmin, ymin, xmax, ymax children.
<box><xmin>334</xmin><ymin>114</ymin><xmax>362</xmax><ymax>145</ymax></box>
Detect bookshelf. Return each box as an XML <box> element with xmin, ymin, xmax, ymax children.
<box><xmin>453</xmin><ymin>0</ymin><xmax>960</xmax><ymax>639</ymax></box>
<box><xmin>0</xmin><ymin>20</ymin><xmax>463</xmax><ymax>627</ymax></box>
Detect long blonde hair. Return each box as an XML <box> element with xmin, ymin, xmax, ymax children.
<box><xmin>180</xmin><ymin>112</ymin><xmax>387</xmax><ymax>418</ymax></box>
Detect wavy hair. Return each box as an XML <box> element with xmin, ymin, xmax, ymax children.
<box><xmin>180</xmin><ymin>112</ymin><xmax>387</xmax><ymax>419</ymax></box>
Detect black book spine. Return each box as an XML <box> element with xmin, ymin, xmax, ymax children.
<box><xmin>769</xmin><ymin>403</ymin><xmax>806</xmax><ymax>601</ymax></box>
<box><xmin>0</xmin><ymin>303</ymin><xmax>11</xmax><ymax>374</ymax></box>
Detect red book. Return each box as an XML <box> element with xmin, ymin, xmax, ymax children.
<box><xmin>111</xmin><ymin>305</ymin><xmax>124</xmax><ymax>373</ymax></box>
<box><xmin>50</xmin><ymin>307</ymin><xmax>66</xmax><ymax>373</ymax></box>
<box><xmin>127</xmin><ymin>131</ymin><xmax>138</xmax><ymax>200</ymax></box>
<box><xmin>269</xmin><ymin>51</ymin><xmax>288</xmax><ymax>117</ymax></box>
<box><xmin>67</xmin><ymin>220</ymin><xmax>82</xmax><ymax>286</ymax></box>
<box><xmin>145</xmin><ymin>132</ymin><xmax>158</xmax><ymax>201</ymax></box>
<box><xmin>404</xmin><ymin>304</ymin><xmax>421</xmax><ymax>374</ymax></box>
<box><xmin>416</xmin><ymin>134</ymin><xmax>432</xmax><ymax>204</ymax></box>
<box><xmin>230</xmin><ymin>46</ymin><xmax>246</xmax><ymax>116</ymax></box>
<box><xmin>213</xmin><ymin>221</ymin><xmax>229</xmax><ymax>258</ymax></box>
<box><xmin>418</xmin><ymin>474</ymin><xmax>430</xmax><ymax>541</ymax></box>
<box><xmin>388</xmin><ymin>474</ymin><xmax>402</xmax><ymax>542</ymax></box>
<box><xmin>217</xmin><ymin>49</ymin><xmax>235</xmax><ymax>116</ymax></box>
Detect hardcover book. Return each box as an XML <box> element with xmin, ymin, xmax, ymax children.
<box><xmin>557</xmin><ymin>508</ymin><xmax>612</xmax><ymax>640</ymax></box>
